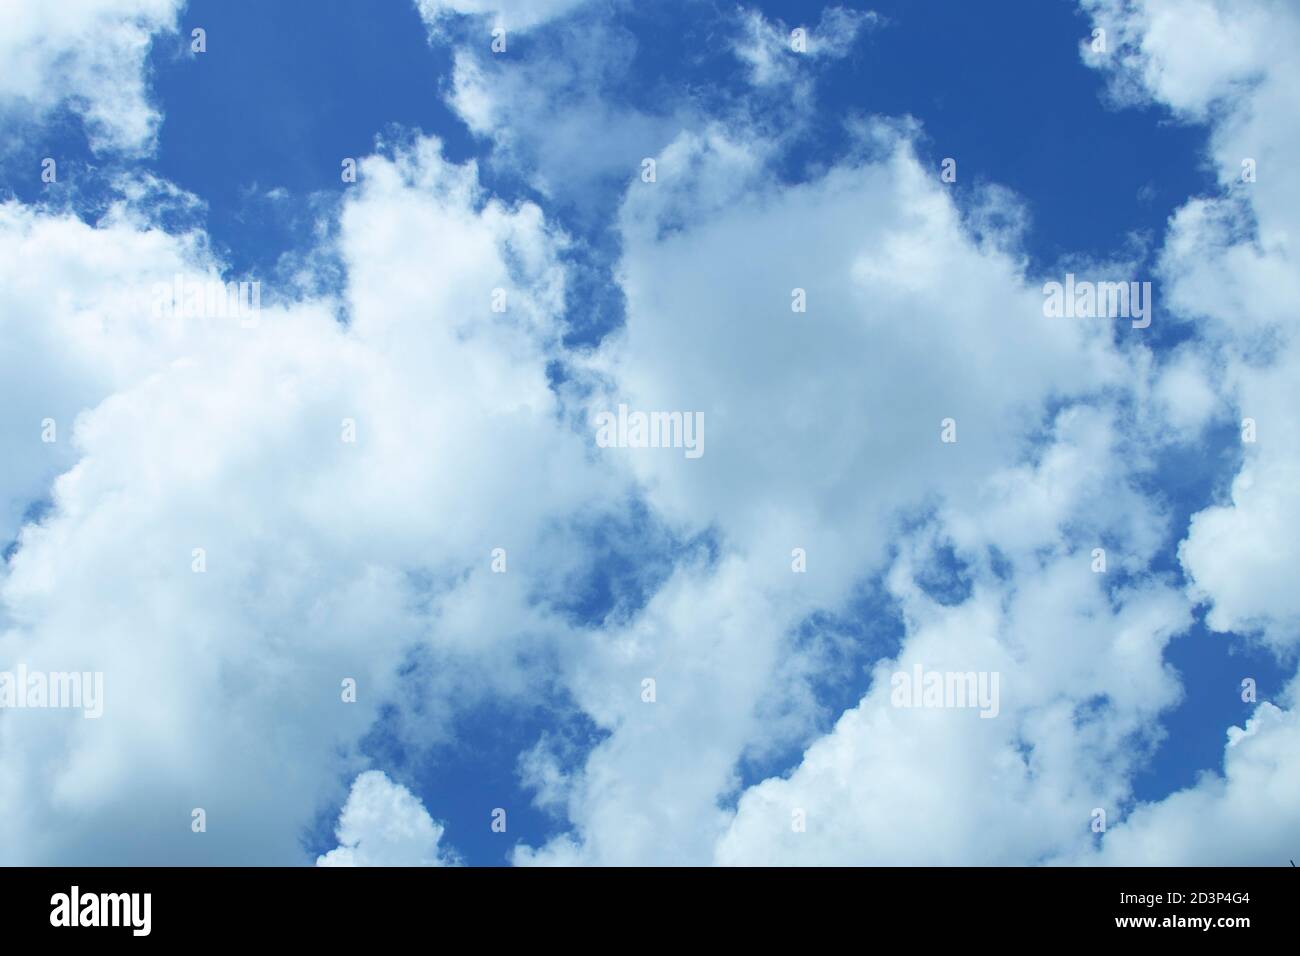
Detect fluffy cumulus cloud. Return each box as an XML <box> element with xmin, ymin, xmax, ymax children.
<box><xmin>1079</xmin><ymin>0</ymin><xmax>1272</xmax><ymax>116</ymax></box>
<box><xmin>512</xmin><ymin>119</ymin><xmax>1181</xmax><ymax>864</ymax></box>
<box><xmin>317</xmin><ymin>771</ymin><xmax>458</xmax><ymax>866</ymax></box>
<box><xmin>1090</xmin><ymin>695</ymin><xmax>1300</xmax><ymax>865</ymax></box>
<box><xmin>0</xmin><ymin>0</ymin><xmax>183</xmax><ymax>154</ymax></box>
<box><xmin>715</xmin><ymin>405</ymin><xmax>1190</xmax><ymax>864</ymax></box>
<box><xmin>516</xmin><ymin>1</ymin><xmax>1299</xmax><ymax>866</ymax></box>
<box><xmin>0</xmin><ymin>135</ymin><xmax>624</xmax><ymax>863</ymax></box>
<box><xmin>1072</xmin><ymin>0</ymin><xmax>1300</xmax><ymax>860</ymax></box>
<box><xmin>443</xmin><ymin>12</ymin><xmax>687</xmax><ymax>220</ymax></box>
<box><xmin>1116</xmin><ymin>0</ymin><xmax>1300</xmax><ymax>643</ymax></box>
<box><xmin>0</xmin><ymin>198</ymin><xmax>203</xmax><ymax>546</ymax></box>
<box><xmin>1</xmin><ymin>0</ymin><xmax>1297</xmax><ymax>867</ymax></box>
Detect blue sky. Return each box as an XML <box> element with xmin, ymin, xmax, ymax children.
<box><xmin>1</xmin><ymin>0</ymin><xmax>1298</xmax><ymax>866</ymax></box>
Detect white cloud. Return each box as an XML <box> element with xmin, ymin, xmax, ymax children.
<box><xmin>444</xmin><ymin>15</ymin><xmax>684</xmax><ymax>216</ymax></box>
<box><xmin>0</xmin><ymin>0</ymin><xmax>183</xmax><ymax>154</ymax></box>
<box><xmin>1073</xmin><ymin>0</ymin><xmax>1300</xmax><ymax>859</ymax></box>
<box><xmin>515</xmin><ymin>118</ymin><xmax>1182</xmax><ymax>865</ymax></box>
<box><xmin>1148</xmin><ymin>346</ymin><xmax>1219</xmax><ymax>436</ymax></box>
<box><xmin>415</xmin><ymin>0</ymin><xmax>590</xmax><ymax>33</ymax></box>
<box><xmin>317</xmin><ymin>771</ymin><xmax>459</xmax><ymax>866</ymax></box>
<box><xmin>0</xmin><ymin>199</ymin><xmax>205</xmax><ymax>548</ymax></box>
<box><xmin>590</xmin><ymin>121</ymin><xmax>1130</xmax><ymax>591</ymax></box>
<box><xmin>1080</xmin><ymin>0</ymin><xmax>1300</xmax><ymax>654</ymax></box>
<box><xmin>0</xmin><ymin>136</ymin><xmax>620</xmax><ymax>863</ymax></box>
<box><xmin>715</xmin><ymin>407</ymin><xmax>1191</xmax><ymax>865</ymax></box>
<box><xmin>439</xmin><ymin>4</ymin><xmax>873</xmax><ymax>214</ymax></box>
<box><xmin>732</xmin><ymin>5</ymin><xmax>878</xmax><ymax>89</ymax></box>
<box><xmin>1082</xmin><ymin>695</ymin><xmax>1300</xmax><ymax>865</ymax></box>
<box><xmin>3</xmin><ymin>0</ymin><xmax>1296</xmax><ymax>869</ymax></box>
<box><xmin>1080</xmin><ymin>0</ymin><xmax>1270</xmax><ymax>117</ymax></box>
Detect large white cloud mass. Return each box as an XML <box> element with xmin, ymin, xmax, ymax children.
<box><xmin>1</xmin><ymin>0</ymin><xmax>1296</xmax><ymax>866</ymax></box>
<box><xmin>0</xmin><ymin>138</ymin><xmax>621</xmax><ymax>863</ymax></box>
<box><xmin>513</xmin><ymin>123</ymin><xmax>1197</xmax><ymax>862</ymax></box>
<box><xmin>1066</xmin><ymin>0</ymin><xmax>1300</xmax><ymax>863</ymax></box>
